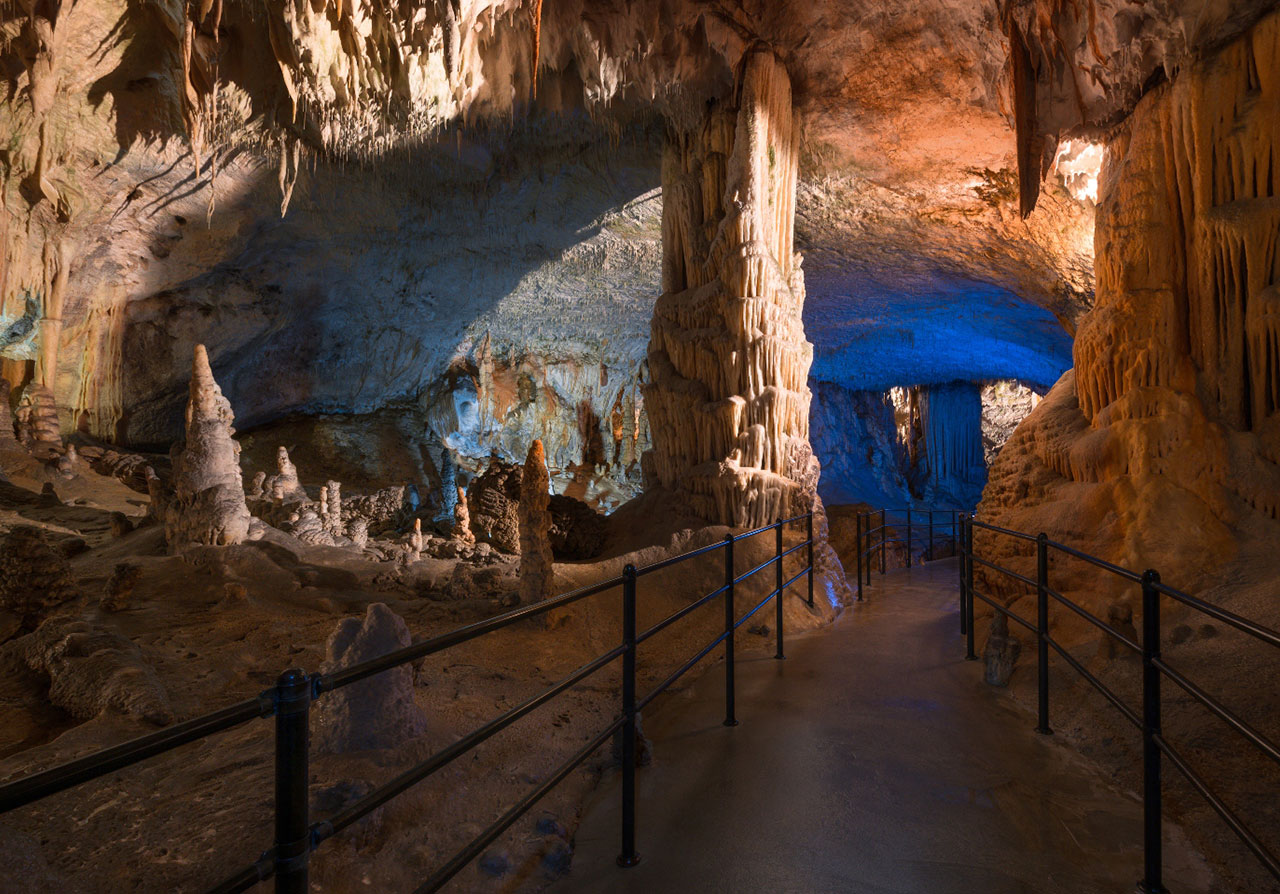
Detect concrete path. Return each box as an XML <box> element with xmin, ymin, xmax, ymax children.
<box><xmin>554</xmin><ymin>560</ymin><xmax>1215</xmax><ymax>894</ymax></box>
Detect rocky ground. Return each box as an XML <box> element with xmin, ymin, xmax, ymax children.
<box><xmin>0</xmin><ymin>444</ymin><xmax>840</xmax><ymax>894</ymax></box>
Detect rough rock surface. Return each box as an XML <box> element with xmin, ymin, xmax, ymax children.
<box><xmin>468</xmin><ymin>459</ymin><xmax>523</xmax><ymax>554</ymax></box>
<box><xmin>547</xmin><ymin>494</ymin><xmax>607</xmax><ymax>560</ymax></box>
<box><xmin>264</xmin><ymin>447</ymin><xmax>309</xmax><ymax>505</ymax></box>
<box><xmin>15</xmin><ymin>384</ymin><xmax>61</xmax><ymax>459</ymax></box>
<box><xmin>519</xmin><ymin>441</ymin><xmax>555</xmax><ymax>603</ymax></box>
<box><xmin>982</xmin><ymin>612</ymin><xmax>1021</xmax><ymax>687</ymax></box>
<box><xmin>314</xmin><ymin>604</ymin><xmax>427</xmax><ymax>754</ymax></box>
<box><xmin>451</xmin><ymin>486</ymin><xmax>475</xmax><ymax>544</ymax></box>
<box><xmin>162</xmin><ymin>347</ymin><xmax>253</xmax><ymax>551</ymax></box>
<box><xmin>0</xmin><ymin>526</ymin><xmax>77</xmax><ymax>627</ymax></box>
<box><xmin>10</xmin><ymin>619</ymin><xmax>173</xmax><ymax>725</ymax></box>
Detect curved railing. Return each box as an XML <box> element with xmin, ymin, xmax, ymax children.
<box><xmin>0</xmin><ymin>514</ymin><xmax>816</xmax><ymax>893</ymax></box>
<box><xmin>856</xmin><ymin>507</ymin><xmax>1280</xmax><ymax>893</ymax></box>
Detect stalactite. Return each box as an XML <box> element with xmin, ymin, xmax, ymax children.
<box><xmin>644</xmin><ymin>49</ymin><xmax>814</xmax><ymax>528</ymax></box>
<box><xmin>920</xmin><ymin>383</ymin><xmax>984</xmax><ymax>494</ymax></box>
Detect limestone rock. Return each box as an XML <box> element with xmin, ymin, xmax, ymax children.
<box><xmin>264</xmin><ymin>446</ymin><xmax>308</xmax><ymax>505</ymax></box>
<box><xmin>109</xmin><ymin>512</ymin><xmax>134</xmax><ymax>538</ymax></box>
<box><xmin>468</xmin><ymin>458</ymin><xmax>523</xmax><ymax>553</ymax></box>
<box><xmin>15</xmin><ymin>383</ymin><xmax>61</xmax><ymax>458</ymax></box>
<box><xmin>314</xmin><ymin>603</ymin><xmax>426</xmax><ymax>754</ymax></box>
<box><xmin>100</xmin><ymin>564</ymin><xmax>142</xmax><ymax>612</ymax></box>
<box><xmin>12</xmin><ymin>619</ymin><xmax>173</xmax><ymax>725</ymax></box>
<box><xmin>163</xmin><ymin>346</ymin><xmax>252</xmax><ymax>551</ymax></box>
<box><xmin>982</xmin><ymin>612</ymin><xmax>1021</xmax><ymax>687</ymax></box>
<box><xmin>0</xmin><ymin>526</ymin><xmax>77</xmax><ymax>626</ymax></box>
<box><xmin>1102</xmin><ymin>602</ymin><xmax>1140</xmax><ymax>660</ymax></box>
<box><xmin>320</xmin><ymin>480</ymin><xmax>343</xmax><ymax>537</ymax></box>
<box><xmin>518</xmin><ymin>441</ymin><xmax>554</xmax><ymax>603</ymax></box>
<box><xmin>451</xmin><ymin>486</ymin><xmax>475</xmax><ymax>544</ymax></box>
<box><xmin>547</xmin><ymin>494</ymin><xmax>606</xmax><ymax>560</ymax></box>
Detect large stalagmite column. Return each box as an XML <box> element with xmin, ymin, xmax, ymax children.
<box><xmin>644</xmin><ymin>49</ymin><xmax>814</xmax><ymax>528</ymax></box>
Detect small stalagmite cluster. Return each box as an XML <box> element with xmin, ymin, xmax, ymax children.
<box><xmin>644</xmin><ymin>49</ymin><xmax>814</xmax><ymax>529</ymax></box>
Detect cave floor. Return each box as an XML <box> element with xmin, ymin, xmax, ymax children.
<box><xmin>554</xmin><ymin>559</ymin><xmax>1217</xmax><ymax>894</ymax></box>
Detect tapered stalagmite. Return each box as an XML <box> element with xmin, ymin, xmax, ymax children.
<box><xmin>452</xmin><ymin>486</ymin><xmax>474</xmax><ymax>543</ymax></box>
<box><xmin>519</xmin><ymin>439</ymin><xmax>554</xmax><ymax>603</ymax></box>
<box><xmin>265</xmin><ymin>446</ymin><xmax>307</xmax><ymax>503</ymax></box>
<box><xmin>643</xmin><ymin>49</ymin><xmax>814</xmax><ymax>528</ymax></box>
<box><xmin>163</xmin><ymin>345</ymin><xmax>252</xmax><ymax>550</ymax></box>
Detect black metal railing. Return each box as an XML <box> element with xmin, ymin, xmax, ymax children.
<box><xmin>851</xmin><ymin>507</ymin><xmax>964</xmax><ymax>601</ymax></box>
<box><xmin>0</xmin><ymin>513</ymin><xmax>817</xmax><ymax>893</ymax></box>
<box><xmin>856</xmin><ymin>507</ymin><xmax>1280</xmax><ymax>893</ymax></box>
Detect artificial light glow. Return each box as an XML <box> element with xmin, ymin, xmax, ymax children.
<box><xmin>1054</xmin><ymin>139</ymin><xmax>1105</xmax><ymax>203</ymax></box>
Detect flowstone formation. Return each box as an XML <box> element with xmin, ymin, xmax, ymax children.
<box><xmin>518</xmin><ymin>440</ymin><xmax>555</xmax><ymax>604</ymax></box>
<box><xmin>161</xmin><ymin>346</ymin><xmax>253</xmax><ymax>551</ymax></box>
<box><xmin>981</xmin><ymin>10</ymin><xmax>1280</xmax><ymax>586</ymax></box>
<box><xmin>645</xmin><ymin>49</ymin><xmax>813</xmax><ymax>528</ymax></box>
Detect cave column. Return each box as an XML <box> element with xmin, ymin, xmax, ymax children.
<box><xmin>643</xmin><ymin>49</ymin><xmax>814</xmax><ymax>528</ymax></box>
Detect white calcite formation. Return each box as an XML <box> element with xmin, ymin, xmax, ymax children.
<box><xmin>163</xmin><ymin>346</ymin><xmax>253</xmax><ymax>551</ymax></box>
<box><xmin>645</xmin><ymin>49</ymin><xmax>814</xmax><ymax>528</ymax></box>
<box><xmin>264</xmin><ymin>447</ymin><xmax>308</xmax><ymax>504</ymax></box>
<box><xmin>518</xmin><ymin>440</ymin><xmax>554</xmax><ymax>603</ymax></box>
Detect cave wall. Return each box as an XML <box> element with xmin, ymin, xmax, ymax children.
<box><xmin>980</xmin><ymin>9</ymin><xmax>1280</xmax><ymax>584</ymax></box>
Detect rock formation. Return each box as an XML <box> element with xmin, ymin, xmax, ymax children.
<box><xmin>451</xmin><ymin>486</ymin><xmax>475</xmax><ymax>544</ymax></box>
<box><xmin>982</xmin><ymin>612</ymin><xmax>1021</xmax><ymax>687</ymax></box>
<box><xmin>321</xmin><ymin>481</ymin><xmax>343</xmax><ymax>537</ymax></box>
<box><xmin>314</xmin><ymin>604</ymin><xmax>427</xmax><ymax>754</ymax></box>
<box><xmin>980</xmin><ymin>10</ymin><xmax>1280</xmax><ymax>589</ymax></box>
<box><xmin>468</xmin><ymin>458</ymin><xmax>523</xmax><ymax>553</ymax></box>
<box><xmin>15</xmin><ymin>383</ymin><xmax>61</xmax><ymax>458</ymax></box>
<box><xmin>644</xmin><ymin>49</ymin><xmax>814</xmax><ymax>528</ymax></box>
<box><xmin>519</xmin><ymin>440</ymin><xmax>555</xmax><ymax>603</ymax></box>
<box><xmin>162</xmin><ymin>346</ymin><xmax>253</xmax><ymax>551</ymax></box>
<box><xmin>264</xmin><ymin>447</ymin><xmax>308</xmax><ymax>504</ymax></box>
<box><xmin>547</xmin><ymin>494</ymin><xmax>606</xmax><ymax>560</ymax></box>
<box><xmin>0</xmin><ymin>525</ymin><xmax>77</xmax><ymax>629</ymax></box>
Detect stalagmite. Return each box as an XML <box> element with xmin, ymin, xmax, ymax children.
<box><xmin>518</xmin><ymin>440</ymin><xmax>554</xmax><ymax>603</ymax></box>
<box><xmin>408</xmin><ymin>518</ymin><xmax>424</xmax><ymax>560</ymax></box>
<box><xmin>163</xmin><ymin>345</ymin><xmax>253</xmax><ymax>551</ymax></box>
<box><xmin>452</xmin><ymin>486</ymin><xmax>474</xmax><ymax>544</ymax></box>
<box><xmin>265</xmin><ymin>447</ymin><xmax>308</xmax><ymax>504</ymax></box>
<box><xmin>15</xmin><ymin>383</ymin><xmax>61</xmax><ymax>458</ymax></box>
<box><xmin>643</xmin><ymin>49</ymin><xmax>814</xmax><ymax>528</ymax></box>
<box><xmin>321</xmin><ymin>481</ymin><xmax>343</xmax><ymax>537</ymax></box>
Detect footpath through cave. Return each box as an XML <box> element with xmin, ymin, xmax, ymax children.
<box><xmin>555</xmin><ymin>560</ymin><xmax>1215</xmax><ymax>894</ymax></box>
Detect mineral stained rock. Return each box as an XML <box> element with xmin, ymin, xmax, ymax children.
<box><xmin>314</xmin><ymin>603</ymin><xmax>426</xmax><ymax>754</ymax></box>
<box><xmin>163</xmin><ymin>346</ymin><xmax>253</xmax><ymax>551</ymax></box>
<box><xmin>519</xmin><ymin>440</ymin><xmax>555</xmax><ymax>603</ymax></box>
<box><xmin>468</xmin><ymin>458</ymin><xmax>523</xmax><ymax>554</ymax></box>
<box><xmin>451</xmin><ymin>486</ymin><xmax>475</xmax><ymax>544</ymax></box>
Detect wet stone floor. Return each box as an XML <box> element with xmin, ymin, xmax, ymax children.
<box><xmin>554</xmin><ymin>560</ymin><xmax>1216</xmax><ymax>894</ymax></box>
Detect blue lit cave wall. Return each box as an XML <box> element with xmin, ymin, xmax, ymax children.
<box><xmin>805</xmin><ymin>275</ymin><xmax>1074</xmax><ymax>510</ymax></box>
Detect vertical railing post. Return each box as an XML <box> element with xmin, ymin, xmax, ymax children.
<box><xmin>964</xmin><ymin>517</ymin><xmax>977</xmax><ymax>661</ymax></box>
<box><xmin>273</xmin><ymin>669</ymin><xmax>311</xmax><ymax>894</ymax></box>
<box><xmin>1139</xmin><ymin>570</ymin><xmax>1166</xmax><ymax>893</ymax></box>
<box><xmin>1035</xmin><ymin>534</ymin><xmax>1052</xmax><ymax>736</ymax></box>
<box><xmin>723</xmin><ymin>535</ymin><xmax>738</xmax><ymax>728</ymax></box>
<box><xmin>928</xmin><ymin>509</ymin><xmax>934</xmax><ymax>562</ymax></box>
<box><xmin>952</xmin><ymin>509</ymin><xmax>957</xmax><ymax>558</ymax></box>
<box><xmin>906</xmin><ymin>508</ymin><xmax>912</xmax><ymax>568</ymax></box>
<box><xmin>879</xmin><ymin>509</ymin><xmax>886</xmax><ymax>575</ymax></box>
<box><xmin>806</xmin><ymin>512</ymin><xmax>815</xmax><ymax>608</ymax></box>
<box><xmin>774</xmin><ymin>521</ymin><xmax>785</xmax><ymax>660</ymax></box>
<box><xmin>855</xmin><ymin>513</ymin><xmax>864</xmax><ymax>602</ymax></box>
<box><xmin>617</xmin><ymin>565</ymin><xmax>641</xmax><ymax>868</ymax></box>
<box><xmin>957</xmin><ymin>514</ymin><xmax>967</xmax><ymax>636</ymax></box>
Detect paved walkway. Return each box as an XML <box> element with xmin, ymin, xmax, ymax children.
<box><xmin>555</xmin><ymin>560</ymin><xmax>1215</xmax><ymax>894</ymax></box>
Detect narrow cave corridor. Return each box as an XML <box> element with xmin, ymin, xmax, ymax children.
<box><xmin>1</xmin><ymin>1</ymin><xmax>1279</xmax><ymax>893</ymax></box>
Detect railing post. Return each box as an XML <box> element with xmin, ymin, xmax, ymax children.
<box><xmin>1035</xmin><ymin>534</ymin><xmax>1052</xmax><ymax>736</ymax></box>
<box><xmin>1139</xmin><ymin>569</ymin><xmax>1166</xmax><ymax>893</ymax></box>
<box><xmin>906</xmin><ymin>507</ymin><xmax>912</xmax><ymax>568</ymax></box>
<box><xmin>273</xmin><ymin>669</ymin><xmax>311</xmax><ymax>894</ymax></box>
<box><xmin>928</xmin><ymin>509</ymin><xmax>934</xmax><ymax>562</ymax></box>
<box><xmin>774</xmin><ymin>521</ymin><xmax>785</xmax><ymax>660</ymax></box>
<box><xmin>806</xmin><ymin>512</ymin><xmax>815</xmax><ymax>608</ymax></box>
<box><xmin>855</xmin><ymin>513</ymin><xmax>864</xmax><ymax>601</ymax></box>
<box><xmin>952</xmin><ymin>509</ymin><xmax>957</xmax><ymax>558</ymax></box>
<box><xmin>879</xmin><ymin>509</ymin><xmax>886</xmax><ymax>575</ymax></box>
<box><xmin>964</xmin><ymin>517</ymin><xmax>977</xmax><ymax>661</ymax></box>
<box><xmin>958</xmin><ymin>514</ymin><xmax>967</xmax><ymax>637</ymax></box>
<box><xmin>617</xmin><ymin>564</ymin><xmax>641</xmax><ymax>868</ymax></box>
<box><xmin>723</xmin><ymin>535</ymin><xmax>738</xmax><ymax>728</ymax></box>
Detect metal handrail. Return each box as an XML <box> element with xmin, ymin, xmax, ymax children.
<box><xmin>856</xmin><ymin>505</ymin><xmax>1280</xmax><ymax>891</ymax></box>
<box><xmin>0</xmin><ymin>512</ymin><xmax>816</xmax><ymax>893</ymax></box>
